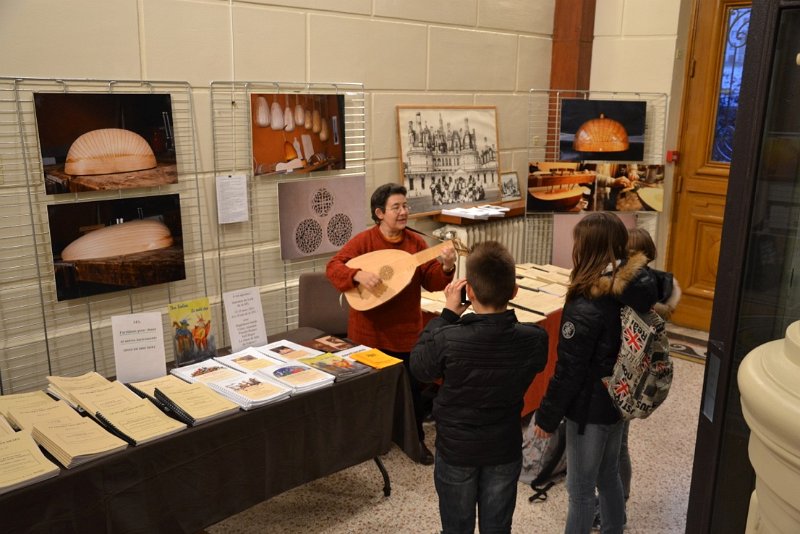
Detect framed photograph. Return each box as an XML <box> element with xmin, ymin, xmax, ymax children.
<box><xmin>33</xmin><ymin>93</ymin><xmax>176</xmax><ymax>195</ymax></box>
<box><xmin>251</xmin><ymin>93</ymin><xmax>346</xmax><ymax>176</ymax></box>
<box><xmin>558</xmin><ymin>99</ymin><xmax>646</xmax><ymax>162</ymax></box>
<box><xmin>526</xmin><ymin>161</ymin><xmax>595</xmax><ymax>213</ymax></box>
<box><xmin>397</xmin><ymin>106</ymin><xmax>501</xmax><ymax>217</ymax></box>
<box><xmin>277</xmin><ymin>174</ymin><xmax>366</xmax><ymax>260</ymax></box>
<box><xmin>500</xmin><ymin>171</ymin><xmax>522</xmax><ymax>202</ymax></box>
<box><xmin>46</xmin><ymin>194</ymin><xmax>185</xmax><ymax>301</ymax></box>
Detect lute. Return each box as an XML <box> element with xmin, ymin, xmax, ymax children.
<box><xmin>344</xmin><ymin>239</ymin><xmax>467</xmax><ymax>311</ymax></box>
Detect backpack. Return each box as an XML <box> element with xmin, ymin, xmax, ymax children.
<box><xmin>520</xmin><ymin>412</ymin><xmax>567</xmax><ymax>502</ymax></box>
<box><xmin>604</xmin><ymin>305</ymin><xmax>673</xmax><ymax>420</ymax></box>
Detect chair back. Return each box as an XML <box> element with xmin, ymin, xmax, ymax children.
<box><xmin>298</xmin><ymin>272</ymin><xmax>350</xmax><ymax>337</ymax></box>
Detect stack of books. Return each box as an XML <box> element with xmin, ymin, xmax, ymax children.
<box><xmin>46</xmin><ymin>371</ymin><xmax>113</xmax><ymax>410</ymax></box>
<box><xmin>153</xmin><ymin>380</ymin><xmax>240</xmax><ymax>426</ymax></box>
<box><xmin>131</xmin><ymin>374</ymin><xmax>242</xmax><ymax>426</ymax></box>
<box><xmin>0</xmin><ymin>432</ymin><xmax>60</xmax><ymax>495</ymax></box>
<box><xmin>6</xmin><ymin>400</ymin><xmax>128</xmax><ymax>469</ymax></box>
<box><xmin>0</xmin><ymin>391</ymin><xmax>58</xmax><ymax>430</ymax></box>
<box><xmin>255</xmin><ymin>361</ymin><xmax>335</xmax><ymax>394</ymax></box>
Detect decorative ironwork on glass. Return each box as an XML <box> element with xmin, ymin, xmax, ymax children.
<box><xmin>712</xmin><ymin>7</ymin><xmax>751</xmax><ymax>163</ymax></box>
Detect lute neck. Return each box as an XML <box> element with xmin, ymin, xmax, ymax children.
<box><xmin>414</xmin><ymin>240</ymin><xmax>452</xmax><ymax>266</ymax></box>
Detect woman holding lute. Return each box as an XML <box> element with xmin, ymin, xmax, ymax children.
<box><xmin>326</xmin><ymin>183</ymin><xmax>456</xmax><ymax>465</ymax></box>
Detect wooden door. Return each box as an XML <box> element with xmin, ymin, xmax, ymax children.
<box><xmin>667</xmin><ymin>0</ymin><xmax>751</xmax><ymax>331</ymax></box>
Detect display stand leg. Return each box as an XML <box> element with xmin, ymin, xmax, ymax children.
<box><xmin>373</xmin><ymin>457</ymin><xmax>391</xmax><ymax>496</ymax></box>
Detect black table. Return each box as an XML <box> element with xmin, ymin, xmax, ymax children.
<box><xmin>0</xmin><ymin>362</ymin><xmax>422</xmax><ymax>534</ymax></box>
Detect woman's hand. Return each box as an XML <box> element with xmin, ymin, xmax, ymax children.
<box><xmin>439</xmin><ymin>245</ymin><xmax>456</xmax><ymax>273</ymax></box>
<box><xmin>533</xmin><ymin>424</ymin><xmax>552</xmax><ymax>439</ymax></box>
<box><xmin>353</xmin><ymin>270</ymin><xmax>383</xmax><ymax>292</ymax></box>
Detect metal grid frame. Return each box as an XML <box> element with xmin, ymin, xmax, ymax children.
<box><xmin>209</xmin><ymin>81</ymin><xmax>366</xmax><ymax>344</ymax></box>
<box><xmin>0</xmin><ymin>77</ymin><xmax>206</xmax><ymax>393</ymax></box>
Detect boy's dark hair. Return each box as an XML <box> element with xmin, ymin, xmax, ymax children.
<box><xmin>466</xmin><ymin>241</ymin><xmax>516</xmax><ymax>308</ymax></box>
<box><xmin>627</xmin><ymin>227</ymin><xmax>657</xmax><ymax>262</ymax></box>
<box><xmin>370</xmin><ymin>183</ymin><xmax>407</xmax><ymax>223</ymax></box>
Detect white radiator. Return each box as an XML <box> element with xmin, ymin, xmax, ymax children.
<box><xmin>437</xmin><ymin>217</ymin><xmax>530</xmax><ymax>275</ymax></box>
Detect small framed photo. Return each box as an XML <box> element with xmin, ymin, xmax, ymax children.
<box><xmin>500</xmin><ymin>171</ymin><xmax>522</xmax><ymax>202</ymax></box>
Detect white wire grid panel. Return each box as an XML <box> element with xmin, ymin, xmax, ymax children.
<box><xmin>527</xmin><ymin>89</ymin><xmax>668</xmax><ymax>165</ymax></box>
<box><xmin>209</xmin><ymin>81</ymin><xmax>366</xmax><ymax>342</ymax></box>
<box><xmin>0</xmin><ymin>78</ymin><xmax>206</xmax><ymax>393</ymax></box>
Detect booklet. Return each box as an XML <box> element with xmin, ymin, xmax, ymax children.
<box><xmin>0</xmin><ymin>416</ymin><xmax>14</xmax><ymax>437</ymax></box>
<box><xmin>127</xmin><ymin>374</ymin><xmax>196</xmax><ymax>414</ymax></box>
<box><xmin>170</xmin><ymin>358</ymin><xmax>243</xmax><ymax>384</ymax></box>
<box><xmin>30</xmin><ymin>415</ymin><xmax>128</xmax><ymax>469</ymax></box>
<box><xmin>348</xmin><ymin>348</ymin><xmax>403</xmax><ymax>369</ymax></box>
<box><xmin>69</xmin><ymin>380</ymin><xmax>145</xmax><ymax>418</ymax></box>
<box><xmin>0</xmin><ymin>391</ymin><xmax>57</xmax><ymax>430</ymax></box>
<box><xmin>153</xmin><ymin>383</ymin><xmax>240</xmax><ymax>426</ymax></box>
<box><xmin>46</xmin><ymin>372</ymin><xmax>112</xmax><ymax>410</ymax></box>
<box><xmin>254</xmin><ymin>340</ymin><xmax>324</xmax><ymax>362</ymax></box>
<box><xmin>95</xmin><ymin>399</ymin><xmax>187</xmax><ymax>445</ymax></box>
<box><xmin>299</xmin><ymin>335</ymin><xmax>358</xmax><ymax>353</ymax></box>
<box><xmin>0</xmin><ymin>432</ymin><xmax>60</xmax><ymax>495</ymax></box>
<box><xmin>254</xmin><ymin>362</ymin><xmax>335</xmax><ymax>394</ymax></box>
<box><xmin>297</xmin><ymin>352</ymin><xmax>371</xmax><ymax>382</ymax></box>
<box><xmin>206</xmin><ymin>374</ymin><xmax>292</xmax><ymax>410</ymax></box>
<box><xmin>6</xmin><ymin>399</ymin><xmax>83</xmax><ymax>431</ymax></box>
<box><xmin>214</xmin><ymin>347</ymin><xmax>284</xmax><ymax>374</ymax></box>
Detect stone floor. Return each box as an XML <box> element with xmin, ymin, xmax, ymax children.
<box><xmin>207</xmin><ymin>356</ymin><xmax>705</xmax><ymax>534</ymax></box>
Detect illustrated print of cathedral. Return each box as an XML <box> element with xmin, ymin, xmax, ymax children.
<box><xmin>401</xmin><ymin>111</ymin><xmax>500</xmax><ymax>213</ymax></box>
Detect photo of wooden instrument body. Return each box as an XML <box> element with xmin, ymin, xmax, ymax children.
<box><xmin>343</xmin><ymin>239</ymin><xmax>466</xmax><ymax>311</ymax></box>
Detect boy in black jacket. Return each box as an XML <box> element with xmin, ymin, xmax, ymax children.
<box><xmin>411</xmin><ymin>241</ymin><xmax>549</xmax><ymax>533</ymax></box>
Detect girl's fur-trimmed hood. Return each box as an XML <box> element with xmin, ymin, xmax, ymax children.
<box><xmin>590</xmin><ymin>252</ymin><xmax>650</xmax><ymax>300</ymax></box>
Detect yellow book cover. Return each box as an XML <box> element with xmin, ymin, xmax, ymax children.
<box><xmin>349</xmin><ymin>349</ymin><xmax>402</xmax><ymax>369</ymax></box>
<box><xmin>168</xmin><ymin>297</ymin><xmax>216</xmax><ymax>366</ymax></box>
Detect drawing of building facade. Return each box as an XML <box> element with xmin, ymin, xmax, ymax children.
<box><xmin>402</xmin><ymin>111</ymin><xmax>500</xmax><ymax>210</ymax></box>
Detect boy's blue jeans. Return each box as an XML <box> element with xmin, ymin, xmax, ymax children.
<box><xmin>434</xmin><ymin>451</ymin><xmax>521</xmax><ymax>533</ymax></box>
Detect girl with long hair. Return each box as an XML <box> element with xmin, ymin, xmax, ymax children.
<box><xmin>534</xmin><ymin>212</ymin><xmax>659</xmax><ymax>534</ymax></box>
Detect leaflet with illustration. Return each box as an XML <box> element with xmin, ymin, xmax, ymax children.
<box><xmin>254</xmin><ymin>339</ymin><xmax>323</xmax><ymax>362</ymax></box>
<box><xmin>297</xmin><ymin>352</ymin><xmax>371</xmax><ymax>381</ymax></box>
<box><xmin>214</xmin><ymin>347</ymin><xmax>284</xmax><ymax>373</ymax></box>
<box><xmin>170</xmin><ymin>358</ymin><xmax>242</xmax><ymax>384</ymax></box>
<box><xmin>206</xmin><ymin>374</ymin><xmax>291</xmax><ymax>410</ymax></box>
<box><xmin>255</xmin><ymin>362</ymin><xmax>334</xmax><ymax>393</ymax></box>
<box><xmin>299</xmin><ymin>335</ymin><xmax>358</xmax><ymax>353</ymax></box>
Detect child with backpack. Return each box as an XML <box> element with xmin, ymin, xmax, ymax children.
<box><xmin>410</xmin><ymin>241</ymin><xmax>549</xmax><ymax>533</ymax></box>
<box><xmin>592</xmin><ymin>227</ymin><xmax>682</xmax><ymax>530</ymax></box>
<box><xmin>533</xmin><ymin>213</ymin><xmax>661</xmax><ymax>534</ymax></box>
